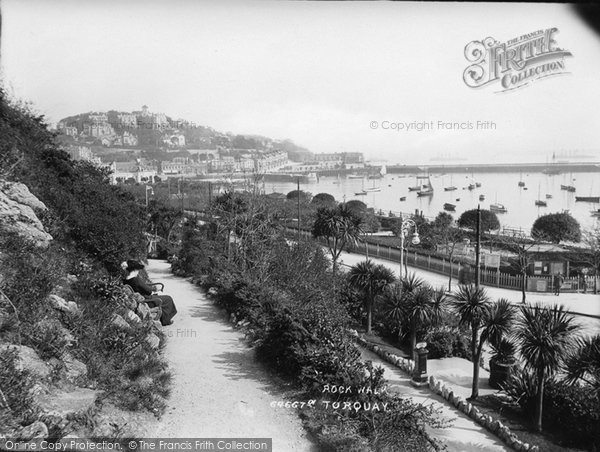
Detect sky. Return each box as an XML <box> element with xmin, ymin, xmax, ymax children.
<box><xmin>1</xmin><ymin>0</ymin><xmax>600</xmax><ymax>164</ymax></box>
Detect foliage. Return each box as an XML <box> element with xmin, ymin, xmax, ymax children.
<box><xmin>531</xmin><ymin>212</ymin><xmax>581</xmax><ymax>243</ymax></box>
<box><xmin>424</xmin><ymin>328</ymin><xmax>473</xmax><ymax>360</ymax></box>
<box><xmin>147</xmin><ymin>199</ymin><xmax>183</xmax><ymax>243</ymax></box>
<box><xmin>71</xmin><ymin>273</ymin><xmax>172</xmax><ymax>414</ymax></box>
<box><xmin>311</xmin><ymin>192</ymin><xmax>336</xmax><ymax>205</ymax></box>
<box><xmin>382</xmin><ymin>278</ymin><xmax>447</xmax><ymax>351</ymax></box>
<box><xmin>489</xmin><ymin>337</ymin><xmax>517</xmax><ymax>364</ymax></box>
<box><xmin>504</xmin><ymin>368</ymin><xmax>600</xmax><ymax>449</ymax></box>
<box><xmin>286</xmin><ymin>189</ymin><xmax>311</xmax><ymax>202</ymax></box>
<box><xmin>514</xmin><ymin>303</ymin><xmax>580</xmax><ymax>432</ymax></box>
<box><xmin>312</xmin><ymin>203</ymin><xmax>364</xmax><ymax>275</ymax></box>
<box><xmin>563</xmin><ymin>334</ymin><xmax>600</xmax><ymax>392</ymax></box>
<box><xmin>0</xmin><ymin>348</ymin><xmax>37</xmax><ymax>432</ymax></box>
<box><xmin>450</xmin><ymin>285</ymin><xmax>515</xmax><ymax>399</ymax></box>
<box><xmin>348</xmin><ymin>260</ymin><xmax>395</xmax><ymax>334</ymax></box>
<box><xmin>176</xmin><ymin>192</ymin><xmax>443</xmax><ymax>450</ymax></box>
<box><xmin>0</xmin><ymin>90</ymin><xmax>147</xmax><ymax>272</ymax></box>
<box><xmin>345</xmin><ymin>200</ymin><xmax>367</xmax><ymax>213</ymax></box>
<box><xmin>458</xmin><ymin>209</ymin><xmax>500</xmax><ymax>232</ymax></box>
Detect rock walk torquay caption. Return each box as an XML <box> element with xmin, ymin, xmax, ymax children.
<box><xmin>463</xmin><ymin>27</ymin><xmax>572</xmax><ymax>92</ymax></box>
<box><xmin>270</xmin><ymin>385</ymin><xmax>391</xmax><ymax>413</ymax></box>
<box><xmin>369</xmin><ymin>120</ymin><xmax>496</xmax><ymax>131</ymax></box>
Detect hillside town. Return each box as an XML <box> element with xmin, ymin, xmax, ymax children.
<box><xmin>57</xmin><ymin>105</ymin><xmax>365</xmax><ymax>184</ymax></box>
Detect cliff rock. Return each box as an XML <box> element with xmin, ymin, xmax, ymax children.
<box><xmin>0</xmin><ymin>180</ymin><xmax>52</xmax><ymax>247</ymax></box>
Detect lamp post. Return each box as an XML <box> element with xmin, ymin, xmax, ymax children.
<box><xmin>399</xmin><ymin>218</ymin><xmax>420</xmax><ymax>279</ymax></box>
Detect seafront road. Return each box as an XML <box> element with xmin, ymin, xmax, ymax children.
<box><xmin>339</xmin><ymin>251</ymin><xmax>600</xmax><ymax>337</ymax></box>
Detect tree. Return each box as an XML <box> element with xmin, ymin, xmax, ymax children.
<box><xmin>345</xmin><ymin>200</ymin><xmax>367</xmax><ymax>213</ymax></box>
<box><xmin>312</xmin><ymin>203</ymin><xmax>363</xmax><ymax>276</ymax></box>
<box><xmin>430</xmin><ymin>212</ymin><xmax>464</xmax><ymax>291</ymax></box>
<box><xmin>147</xmin><ymin>200</ymin><xmax>183</xmax><ymax>243</ymax></box>
<box><xmin>311</xmin><ymin>193</ymin><xmax>336</xmax><ymax>206</ymax></box>
<box><xmin>382</xmin><ymin>273</ymin><xmax>425</xmax><ymax>342</ymax></box>
<box><xmin>532</xmin><ymin>212</ymin><xmax>581</xmax><ymax>243</ymax></box>
<box><xmin>563</xmin><ymin>334</ymin><xmax>600</xmax><ymax>392</ymax></box>
<box><xmin>496</xmin><ymin>232</ymin><xmax>541</xmax><ymax>303</ymax></box>
<box><xmin>401</xmin><ymin>286</ymin><xmax>446</xmax><ymax>351</ymax></box>
<box><xmin>450</xmin><ymin>285</ymin><xmax>514</xmax><ymax>400</ymax></box>
<box><xmin>458</xmin><ymin>209</ymin><xmax>500</xmax><ymax>232</ymax></box>
<box><xmin>348</xmin><ymin>259</ymin><xmax>396</xmax><ymax>334</ymax></box>
<box><xmin>515</xmin><ymin>304</ymin><xmax>580</xmax><ymax>432</ymax></box>
<box><xmin>286</xmin><ymin>189</ymin><xmax>311</xmax><ymax>202</ymax></box>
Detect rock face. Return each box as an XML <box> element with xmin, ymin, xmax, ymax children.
<box><xmin>0</xmin><ymin>344</ymin><xmax>51</xmax><ymax>379</ymax></box>
<box><xmin>48</xmin><ymin>294</ymin><xmax>80</xmax><ymax>315</ymax></box>
<box><xmin>0</xmin><ymin>180</ymin><xmax>53</xmax><ymax>247</ymax></box>
<box><xmin>39</xmin><ymin>388</ymin><xmax>101</xmax><ymax>417</ymax></box>
<box><xmin>62</xmin><ymin>353</ymin><xmax>88</xmax><ymax>382</ymax></box>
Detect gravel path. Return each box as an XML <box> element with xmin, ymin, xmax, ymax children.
<box><xmin>146</xmin><ymin>260</ymin><xmax>316</xmax><ymax>451</ymax></box>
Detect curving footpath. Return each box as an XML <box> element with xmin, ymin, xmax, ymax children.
<box><xmin>146</xmin><ymin>260</ymin><xmax>316</xmax><ymax>451</ymax></box>
<box><xmin>145</xmin><ymin>260</ymin><xmax>517</xmax><ymax>451</ymax></box>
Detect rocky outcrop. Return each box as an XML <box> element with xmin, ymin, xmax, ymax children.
<box><xmin>48</xmin><ymin>294</ymin><xmax>80</xmax><ymax>316</ymax></box>
<box><xmin>0</xmin><ymin>344</ymin><xmax>51</xmax><ymax>379</ymax></box>
<box><xmin>0</xmin><ymin>180</ymin><xmax>52</xmax><ymax>247</ymax></box>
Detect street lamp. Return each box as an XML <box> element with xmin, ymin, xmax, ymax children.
<box><xmin>399</xmin><ymin>218</ymin><xmax>420</xmax><ymax>279</ymax></box>
<box><xmin>145</xmin><ymin>185</ymin><xmax>154</xmax><ymax>206</ymax></box>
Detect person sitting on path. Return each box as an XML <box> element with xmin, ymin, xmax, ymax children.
<box><xmin>121</xmin><ymin>260</ymin><xmax>177</xmax><ymax>325</ymax></box>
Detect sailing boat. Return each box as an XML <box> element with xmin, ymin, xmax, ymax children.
<box><xmin>575</xmin><ymin>179</ymin><xmax>599</xmax><ymax>202</ymax></box>
<box><xmin>535</xmin><ymin>183</ymin><xmax>547</xmax><ymax>207</ymax></box>
<box><xmin>408</xmin><ymin>174</ymin><xmax>423</xmax><ymax>191</ymax></box>
<box><xmin>365</xmin><ymin>178</ymin><xmax>381</xmax><ymax>192</ymax></box>
<box><xmin>490</xmin><ymin>192</ymin><xmax>507</xmax><ymax>213</ymax></box>
<box><xmin>560</xmin><ymin>172</ymin><xmax>576</xmax><ymax>192</ymax></box>
<box><xmin>444</xmin><ymin>174</ymin><xmax>457</xmax><ymax>191</ymax></box>
<box><xmin>417</xmin><ymin>175</ymin><xmax>434</xmax><ymax>197</ymax></box>
<box><xmin>355</xmin><ymin>178</ymin><xmax>367</xmax><ymax>195</ymax></box>
<box><xmin>518</xmin><ymin>172</ymin><xmax>525</xmax><ymax>187</ymax></box>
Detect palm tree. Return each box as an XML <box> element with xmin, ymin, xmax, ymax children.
<box><xmin>348</xmin><ymin>259</ymin><xmax>396</xmax><ymax>334</ymax></box>
<box><xmin>382</xmin><ymin>273</ymin><xmax>425</xmax><ymax>342</ymax></box>
<box><xmin>515</xmin><ymin>304</ymin><xmax>580</xmax><ymax>432</ymax></box>
<box><xmin>450</xmin><ymin>284</ymin><xmax>491</xmax><ymax>400</ymax></box>
<box><xmin>563</xmin><ymin>334</ymin><xmax>600</xmax><ymax>392</ymax></box>
<box><xmin>312</xmin><ymin>204</ymin><xmax>363</xmax><ymax>276</ymax></box>
<box><xmin>402</xmin><ymin>286</ymin><xmax>448</xmax><ymax>352</ymax></box>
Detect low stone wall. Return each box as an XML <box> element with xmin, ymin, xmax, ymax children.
<box><xmin>356</xmin><ymin>335</ymin><xmax>539</xmax><ymax>452</ymax></box>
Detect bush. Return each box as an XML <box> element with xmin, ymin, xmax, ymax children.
<box><xmin>70</xmin><ymin>273</ymin><xmax>171</xmax><ymax>415</ymax></box>
<box><xmin>544</xmin><ymin>382</ymin><xmax>600</xmax><ymax>449</ymax></box>
<box><xmin>0</xmin><ymin>348</ymin><xmax>37</xmax><ymax>432</ymax></box>
<box><xmin>424</xmin><ymin>328</ymin><xmax>473</xmax><ymax>360</ymax></box>
<box><xmin>504</xmin><ymin>368</ymin><xmax>600</xmax><ymax>449</ymax></box>
<box><xmin>424</xmin><ymin>330</ymin><xmax>454</xmax><ymax>358</ymax></box>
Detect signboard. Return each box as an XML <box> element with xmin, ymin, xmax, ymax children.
<box><xmin>536</xmin><ymin>279</ymin><xmax>547</xmax><ymax>292</ymax></box>
<box><xmin>483</xmin><ymin>253</ymin><xmax>501</xmax><ymax>268</ymax></box>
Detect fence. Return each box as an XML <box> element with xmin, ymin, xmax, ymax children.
<box><xmin>290</xmin><ymin>227</ymin><xmax>598</xmax><ymax>294</ymax></box>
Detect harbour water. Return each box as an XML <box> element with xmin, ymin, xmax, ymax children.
<box><xmin>265</xmin><ymin>171</ymin><xmax>600</xmax><ymax>233</ymax></box>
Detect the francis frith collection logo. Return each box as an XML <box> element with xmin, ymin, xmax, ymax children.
<box><xmin>463</xmin><ymin>28</ymin><xmax>572</xmax><ymax>92</ymax></box>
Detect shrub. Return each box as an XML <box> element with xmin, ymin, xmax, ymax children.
<box><xmin>504</xmin><ymin>368</ymin><xmax>600</xmax><ymax>449</ymax></box>
<box><xmin>0</xmin><ymin>348</ymin><xmax>37</xmax><ymax>432</ymax></box>
<box><xmin>424</xmin><ymin>330</ymin><xmax>454</xmax><ymax>358</ymax></box>
<box><xmin>70</xmin><ymin>273</ymin><xmax>171</xmax><ymax>415</ymax></box>
<box><xmin>544</xmin><ymin>382</ymin><xmax>600</xmax><ymax>449</ymax></box>
<box><xmin>424</xmin><ymin>328</ymin><xmax>473</xmax><ymax>360</ymax></box>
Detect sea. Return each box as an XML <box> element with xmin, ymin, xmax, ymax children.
<box><xmin>264</xmin><ymin>171</ymin><xmax>600</xmax><ymax>233</ymax></box>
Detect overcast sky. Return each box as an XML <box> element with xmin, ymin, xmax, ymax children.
<box><xmin>1</xmin><ymin>1</ymin><xmax>600</xmax><ymax>164</ymax></box>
